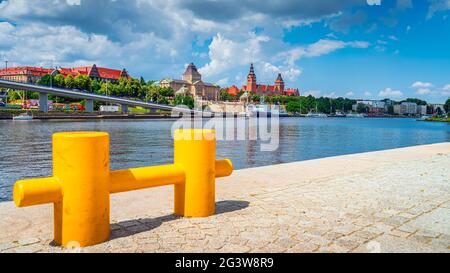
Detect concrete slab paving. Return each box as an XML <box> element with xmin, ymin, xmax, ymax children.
<box><xmin>0</xmin><ymin>143</ymin><xmax>449</xmax><ymax>253</ymax></box>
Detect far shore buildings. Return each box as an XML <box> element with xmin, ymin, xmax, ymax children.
<box><xmin>242</xmin><ymin>63</ymin><xmax>300</xmax><ymax>96</ymax></box>
<box><xmin>394</xmin><ymin>102</ymin><xmax>418</xmax><ymax>116</ymax></box>
<box><xmin>0</xmin><ymin>64</ymin><xmax>130</xmax><ymax>84</ymax></box>
<box><xmin>352</xmin><ymin>100</ymin><xmax>443</xmax><ymax>117</ymax></box>
<box><xmin>159</xmin><ymin>63</ymin><xmax>220</xmax><ymax>101</ymax></box>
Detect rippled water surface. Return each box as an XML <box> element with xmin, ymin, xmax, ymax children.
<box><xmin>0</xmin><ymin>118</ymin><xmax>448</xmax><ymax>201</ymax></box>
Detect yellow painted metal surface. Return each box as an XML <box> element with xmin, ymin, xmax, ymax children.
<box><xmin>13</xmin><ymin>129</ymin><xmax>233</xmax><ymax>248</ymax></box>
<box><xmin>215</xmin><ymin>159</ymin><xmax>234</xmax><ymax>178</ymax></box>
<box><xmin>174</xmin><ymin>129</ymin><xmax>216</xmax><ymax>217</ymax></box>
<box><xmin>110</xmin><ymin>164</ymin><xmax>185</xmax><ymax>193</ymax></box>
<box><xmin>54</xmin><ymin>132</ymin><xmax>111</xmax><ymax>246</ymax></box>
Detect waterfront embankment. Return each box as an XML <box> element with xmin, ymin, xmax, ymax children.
<box><xmin>0</xmin><ymin>111</ymin><xmax>175</xmax><ymax>120</ymax></box>
<box><xmin>426</xmin><ymin>117</ymin><xmax>450</xmax><ymax>123</ymax></box>
<box><xmin>0</xmin><ymin>143</ymin><xmax>449</xmax><ymax>253</ymax></box>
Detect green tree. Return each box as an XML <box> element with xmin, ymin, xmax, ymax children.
<box><xmin>316</xmin><ymin>97</ymin><xmax>331</xmax><ymax>114</ymax></box>
<box><xmin>146</xmin><ymin>85</ymin><xmax>159</xmax><ymax>102</ymax></box>
<box><xmin>286</xmin><ymin>101</ymin><xmax>301</xmax><ymax>114</ymax></box>
<box><xmin>99</xmin><ymin>81</ymin><xmax>115</xmax><ymax>96</ymax></box>
<box><xmin>356</xmin><ymin>103</ymin><xmax>369</xmax><ymax>113</ymax></box>
<box><xmin>157</xmin><ymin>96</ymin><xmax>169</xmax><ymax>105</ymax></box>
<box><xmin>303</xmin><ymin>95</ymin><xmax>316</xmax><ymax>112</ymax></box>
<box><xmin>53</xmin><ymin>74</ymin><xmax>65</xmax><ymax>88</ymax></box>
<box><xmin>159</xmin><ymin>87</ymin><xmax>174</xmax><ymax>97</ymax></box>
<box><xmin>91</xmin><ymin>80</ymin><xmax>102</xmax><ymax>94</ymax></box>
<box><xmin>251</xmin><ymin>95</ymin><xmax>261</xmax><ymax>103</ymax></box>
<box><xmin>147</xmin><ymin>80</ymin><xmax>157</xmax><ymax>86</ymax></box>
<box><xmin>220</xmin><ymin>89</ymin><xmax>233</xmax><ymax>101</ymax></box>
<box><xmin>37</xmin><ymin>74</ymin><xmax>52</xmax><ymax>86</ymax></box>
<box><xmin>444</xmin><ymin>98</ymin><xmax>450</xmax><ymax>113</ymax></box>
<box><xmin>403</xmin><ymin>98</ymin><xmax>427</xmax><ymax>106</ymax></box>
<box><xmin>74</xmin><ymin>75</ymin><xmax>92</xmax><ymax>91</ymax></box>
<box><xmin>173</xmin><ymin>95</ymin><xmax>195</xmax><ymax>109</ymax></box>
<box><xmin>387</xmin><ymin>105</ymin><xmax>395</xmax><ymax>115</ymax></box>
<box><xmin>65</xmin><ymin>74</ymin><xmax>76</xmax><ymax>89</ymax></box>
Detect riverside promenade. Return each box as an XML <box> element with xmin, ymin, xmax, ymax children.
<box><xmin>1</xmin><ymin>143</ymin><xmax>449</xmax><ymax>253</ymax></box>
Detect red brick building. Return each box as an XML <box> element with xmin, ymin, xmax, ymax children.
<box><xmin>242</xmin><ymin>63</ymin><xmax>299</xmax><ymax>96</ymax></box>
<box><xmin>225</xmin><ymin>85</ymin><xmax>241</xmax><ymax>96</ymax></box>
<box><xmin>0</xmin><ymin>66</ymin><xmax>52</xmax><ymax>83</ymax></box>
<box><xmin>0</xmin><ymin>64</ymin><xmax>130</xmax><ymax>84</ymax></box>
<box><xmin>57</xmin><ymin>65</ymin><xmax>130</xmax><ymax>82</ymax></box>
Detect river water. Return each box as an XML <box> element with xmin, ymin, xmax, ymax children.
<box><xmin>0</xmin><ymin>118</ymin><xmax>448</xmax><ymax>201</ymax></box>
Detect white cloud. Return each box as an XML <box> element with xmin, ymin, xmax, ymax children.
<box><xmin>303</xmin><ymin>90</ymin><xmax>321</xmax><ymax>97</ymax></box>
<box><xmin>346</xmin><ymin>91</ymin><xmax>355</xmax><ymax>97</ymax></box>
<box><xmin>277</xmin><ymin>39</ymin><xmax>369</xmax><ymax>67</ymax></box>
<box><xmin>66</xmin><ymin>0</ymin><xmax>81</xmax><ymax>5</ymax></box>
<box><xmin>216</xmin><ymin>78</ymin><xmax>229</xmax><ymax>86</ymax></box>
<box><xmin>324</xmin><ymin>92</ymin><xmax>337</xmax><ymax>98</ymax></box>
<box><xmin>411</xmin><ymin>81</ymin><xmax>434</xmax><ymax>88</ymax></box>
<box><xmin>364</xmin><ymin>91</ymin><xmax>373</xmax><ymax>97</ymax></box>
<box><xmin>416</xmin><ymin>88</ymin><xmax>432</xmax><ymax>95</ymax></box>
<box><xmin>260</xmin><ymin>62</ymin><xmax>302</xmax><ymax>82</ymax></box>
<box><xmin>389</xmin><ymin>35</ymin><xmax>399</xmax><ymax>41</ymax></box>
<box><xmin>198</xmin><ymin>33</ymin><xmax>270</xmax><ymax>77</ymax></box>
<box><xmin>379</xmin><ymin>88</ymin><xmax>403</xmax><ymax>98</ymax></box>
<box><xmin>304</xmin><ymin>39</ymin><xmax>369</xmax><ymax>57</ymax></box>
<box><xmin>427</xmin><ymin>0</ymin><xmax>450</xmax><ymax>19</ymax></box>
<box><xmin>367</xmin><ymin>0</ymin><xmax>381</xmax><ymax>6</ymax></box>
<box><xmin>441</xmin><ymin>84</ymin><xmax>450</xmax><ymax>96</ymax></box>
<box><xmin>397</xmin><ymin>0</ymin><xmax>413</xmax><ymax>9</ymax></box>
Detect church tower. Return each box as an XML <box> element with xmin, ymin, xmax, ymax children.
<box><xmin>247</xmin><ymin>63</ymin><xmax>257</xmax><ymax>92</ymax></box>
<box><xmin>275</xmin><ymin>73</ymin><xmax>285</xmax><ymax>93</ymax></box>
<box><xmin>183</xmin><ymin>63</ymin><xmax>202</xmax><ymax>83</ymax></box>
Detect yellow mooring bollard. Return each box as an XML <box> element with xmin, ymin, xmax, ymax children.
<box><xmin>13</xmin><ymin>129</ymin><xmax>233</xmax><ymax>247</ymax></box>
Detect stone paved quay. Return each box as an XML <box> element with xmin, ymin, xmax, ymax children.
<box><xmin>1</xmin><ymin>143</ymin><xmax>449</xmax><ymax>253</ymax></box>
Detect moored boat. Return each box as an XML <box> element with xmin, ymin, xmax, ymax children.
<box><xmin>306</xmin><ymin>111</ymin><xmax>328</xmax><ymax>118</ymax></box>
<box><xmin>13</xmin><ymin>113</ymin><xmax>33</xmax><ymax>121</ymax></box>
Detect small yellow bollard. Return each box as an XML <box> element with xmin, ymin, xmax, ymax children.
<box><xmin>13</xmin><ymin>129</ymin><xmax>233</xmax><ymax>247</ymax></box>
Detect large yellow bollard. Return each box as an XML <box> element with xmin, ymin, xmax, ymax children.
<box><xmin>53</xmin><ymin>132</ymin><xmax>111</xmax><ymax>247</ymax></box>
<box><xmin>14</xmin><ymin>132</ymin><xmax>111</xmax><ymax>247</ymax></box>
<box><xmin>174</xmin><ymin>129</ymin><xmax>216</xmax><ymax>217</ymax></box>
<box><xmin>13</xmin><ymin>129</ymin><xmax>233</xmax><ymax>248</ymax></box>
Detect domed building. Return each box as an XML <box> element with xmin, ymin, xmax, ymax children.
<box><xmin>159</xmin><ymin>63</ymin><xmax>220</xmax><ymax>101</ymax></box>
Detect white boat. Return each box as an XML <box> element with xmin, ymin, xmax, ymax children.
<box><xmin>245</xmin><ymin>104</ymin><xmax>287</xmax><ymax>117</ymax></box>
<box><xmin>334</xmin><ymin>111</ymin><xmax>347</xmax><ymax>118</ymax></box>
<box><xmin>306</xmin><ymin>111</ymin><xmax>328</xmax><ymax>118</ymax></box>
<box><xmin>346</xmin><ymin>113</ymin><xmax>365</xmax><ymax>118</ymax></box>
<box><xmin>418</xmin><ymin>115</ymin><xmax>432</xmax><ymax>121</ymax></box>
<box><xmin>13</xmin><ymin>113</ymin><xmax>33</xmax><ymax>121</ymax></box>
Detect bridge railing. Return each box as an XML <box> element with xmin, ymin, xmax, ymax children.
<box><xmin>0</xmin><ymin>79</ymin><xmax>198</xmax><ymax>113</ymax></box>
<box><xmin>13</xmin><ymin>129</ymin><xmax>233</xmax><ymax>247</ymax></box>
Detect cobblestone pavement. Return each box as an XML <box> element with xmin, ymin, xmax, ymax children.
<box><xmin>1</xmin><ymin>143</ymin><xmax>449</xmax><ymax>253</ymax></box>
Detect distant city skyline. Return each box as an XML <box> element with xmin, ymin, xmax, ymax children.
<box><xmin>0</xmin><ymin>0</ymin><xmax>449</xmax><ymax>103</ymax></box>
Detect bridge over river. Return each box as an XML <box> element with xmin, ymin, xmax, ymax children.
<box><xmin>0</xmin><ymin>79</ymin><xmax>194</xmax><ymax>114</ymax></box>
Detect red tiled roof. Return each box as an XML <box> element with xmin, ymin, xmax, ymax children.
<box><xmin>0</xmin><ymin>66</ymin><xmax>52</xmax><ymax>77</ymax></box>
<box><xmin>226</xmin><ymin>85</ymin><xmax>240</xmax><ymax>96</ymax></box>
<box><xmin>59</xmin><ymin>66</ymin><xmax>128</xmax><ymax>80</ymax></box>
<box><xmin>97</xmin><ymin>67</ymin><xmax>124</xmax><ymax>79</ymax></box>
<box><xmin>284</xmin><ymin>88</ymin><xmax>299</xmax><ymax>96</ymax></box>
<box><xmin>258</xmin><ymin>85</ymin><xmax>276</xmax><ymax>92</ymax></box>
<box><xmin>58</xmin><ymin>68</ymin><xmax>81</xmax><ymax>77</ymax></box>
<box><xmin>0</xmin><ymin>65</ymin><xmax>130</xmax><ymax>80</ymax></box>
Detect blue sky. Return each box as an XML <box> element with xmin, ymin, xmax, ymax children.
<box><xmin>0</xmin><ymin>0</ymin><xmax>449</xmax><ymax>103</ymax></box>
